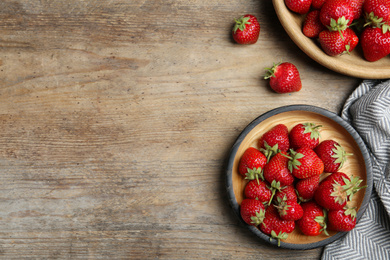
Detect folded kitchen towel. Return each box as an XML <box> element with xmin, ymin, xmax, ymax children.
<box><xmin>322</xmin><ymin>79</ymin><xmax>390</xmax><ymax>260</ymax></box>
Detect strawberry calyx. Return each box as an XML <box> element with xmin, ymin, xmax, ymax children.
<box><xmin>268</xmin><ymin>180</ymin><xmax>282</xmax><ymax>205</ymax></box>
<box><xmin>331</xmin><ymin>144</ymin><xmax>353</xmax><ymax>170</ymax></box>
<box><xmin>260</xmin><ymin>141</ymin><xmax>280</xmax><ymax>162</ymax></box>
<box><xmin>364</xmin><ymin>11</ymin><xmax>385</xmax><ymax>28</ymax></box>
<box><xmin>327</xmin><ymin>17</ymin><xmax>350</xmax><ymax>40</ymax></box>
<box><xmin>250</xmin><ymin>208</ymin><xmax>266</xmax><ymax>226</ymax></box>
<box><xmin>270</xmin><ymin>230</ymin><xmax>288</xmax><ymax>247</ymax></box>
<box><xmin>286</xmin><ymin>149</ymin><xmax>304</xmax><ymax>173</ymax></box>
<box><xmin>302</xmin><ymin>122</ymin><xmax>322</xmax><ymax>140</ymax></box>
<box><xmin>343</xmin><ymin>206</ymin><xmax>357</xmax><ymax>220</ymax></box>
<box><xmin>245</xmin><ymin>167</ymin><xmax>264</xmax><ymax>185</ymax></box>
<box><xmin>275</xmin><ymin>195</ymin><xmax>290</xmax><ymax>216</ymax></box>
<box><xmin>233</xmin><ymin>16</ymin><xmax>251</xmax><ymax>33</ymax></box>
<box><xmin>263</xmin><ymin>62</ymin><xmax>281</xmax><ymax>79</ymax></box>
<box><xmin>314</xmin><ymin>209</ymin><xmax>329</xmax><ymax>236</ymax></box>
<box><xmin>331</xmin><ymin>176</ymin><xmax>366</xmax><ymax>205</ymax></box>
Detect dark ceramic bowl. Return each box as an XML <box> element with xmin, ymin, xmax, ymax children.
<box><xmin>226</xmin><ymin>105</ymin><xmax>373</xmax><ymax>249</ymax></box>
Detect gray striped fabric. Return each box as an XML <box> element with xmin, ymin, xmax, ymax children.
<box><xmin>322</xmin><ymin>80</ymin><xmax>390</xmax><ymax>260</ymax></box>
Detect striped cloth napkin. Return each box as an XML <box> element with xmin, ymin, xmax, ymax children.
<box><xmin>322</xmin><ymin>79</ymin><xmax>390</xmax><ymax>259</ymax></box>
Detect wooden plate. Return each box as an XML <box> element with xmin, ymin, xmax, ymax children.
<box><xmin>272</xmin><ymin>0</ymin><xmax>390</xmax><ymax>79</ymax></box>
<box><xmin>226</xmin><ymin>105</ymin><xmax>373</xmax><ymax>249</ymax></box>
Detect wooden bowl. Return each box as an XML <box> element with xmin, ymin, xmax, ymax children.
<box><xmin>226</xmin><ymin>105</ymin><xmax>373</xmax><ymax>249</ymax></box>
<box><xmin>272</xmin><ymin>0</ymin><xmax>390</xmax><ymax>79</ymax></box>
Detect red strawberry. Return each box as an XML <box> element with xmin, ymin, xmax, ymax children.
<box><xmin>314</xmin><ymin>140</ymin><xmax>352</xmax><ymax>173</ymax></box>
<box><xmin>285</xmin><ymin>0</ymin><xmax>312</xmax><ymax>14</ymax></box>
<box><xmin>361</xmin><ymin>26</ymin><xmax>390</xmax><ymax>62</ymax></box>
<box><xmin>363</xmin><ymin>0</ymin><xmax>390</xmax><ymax>27</ymax></box>
<box><xmin>264</xmin><ymin>62</ymin><xmax>302</xmax><ymax>94</ymax></box>
<box><xmin>327</xmin><ymin>207</ymin><xmax>357</xmax><ymax>232</ymax></box>
<box><xmin>258</xmin><ymin>124</ymin><xmax>290</xmax><ymax>161</ymax></box>
<box><xmin>295</xmin><ymin>175</ymin><xmax>320</xmax><ymax>202</ymax></box>
<box><xmin>288</xmin><ymin>147</ymin><xmax>324</xmax><ymax>179</ymax></box>
<box><xmin>263</xmin><ymin>152</ymin><xmax>295</xmax><ymax>187</ymax></box>
<box><xmin>238</xmin><ymin>147</ymin><xmax>267</xmax><ymax>181</ymax></box>
<box><xmin>319</xmin><ymin>27</ymin><xmax>359</xmax><ymax>56</ymax></box>
<box><xmin>289</xmin><ymin>122</ymin><xmax>322</xmax><ymax>150</ymax></box>
<box><xmin>274</xmin><ymin>185</ymin><xmax>298</xmax><ymax>203</ymax></box>
<box><xmin>320</xmin><ymin>0</ymin><xmax>354</xmax><ymax>27</ymax></box>
<box><xmin>244</xmin><ymin>179</ymin><xmax>272</xmax><ymax>204</ymax></box>
<box><xmin>260</xmin><ymin>205</ymin><xmax>295</xmax><ymax>246</ymax></box>
<box><xmin>296</xmin><ymin>201</ymin><xmax>328</xmax><ymax>236</ymax></box>
<box><xmin>275</xmin><ymin>196</ymin><xmax>304</xmax><ymax>221</ymax></box>
<box><xmin>312</xmin><ymin>0</ymin><xmax>326</xmax><ymax>10</ymax></box>
<box><xmin>314</xmin><ymin>172</ymin><xmax>365</xmax><ymax>210</ymax></box>
<box><xmin>240</xmin><ymin>198</ymin><xmax>266</xmax><ymax>226</ymax></box>
<box><xmin>232</xmin><ymin>14</ymin><xmax>260</xmax><ymax>44</ymax></box>
<box><xmin>303</xmin><ymin>10</ymin><xmax>326</xmax><ymax>38</ymax></box>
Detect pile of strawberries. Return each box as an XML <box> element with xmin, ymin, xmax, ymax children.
<box><xmin>238</xmin><ymin>123</ymin><xmax>366</xmax><ymax>246</ymax></box>
<box><xmin>285</xmin><ymin>0</ymin><xmax>390</xmax><ymax>61</ymax></box>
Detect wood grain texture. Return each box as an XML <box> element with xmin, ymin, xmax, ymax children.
<box><xmin>0</xmin><ymin>0</ymin><xmax>361</xmax><ymax>259</ymax></box>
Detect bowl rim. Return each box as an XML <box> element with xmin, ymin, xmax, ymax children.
<box><xmin>225</xmin><ymin>104</ymin><xmax>373</xmax><ymax>250</ymax></box>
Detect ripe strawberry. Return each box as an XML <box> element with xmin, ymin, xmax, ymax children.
<box><xmin>288</xmin><ymin>147</ymin><xmax>324</xmax><ymax>179</ymax></box>
<box><xmin>232</xmin><ymin>14</ymin><xmax>260</xmax><ymax>44</ymax></box>
<box><xmin>295</xmin><ymin>175</ymin><xmax>320</xmax><ymax>202</ymax></box>
<box><xmin>258</xmin><ymin>124</ymin><xmax>290</xmax><ymax>161</ymax></box>
<box><xmin>289</xmin><ymin>122</ymin><xmax>322</xmax><ymax>150</ymax></box>
<box><xmin>319</xmin><ymin>27</ymin><xmax>359</xmax><ymax>56</ymax></box>
<box><xmin>285</xmin><ymin>0</ymin><xmax>312</xmax><ymax>14</ymax></box>
<box><xmin>240</xmin><ymin>198</ymin><xmax>266</xmax><ymax>226</ymax></box>
<box><xmin>274</xmin><ymin>185</ymin><xmax>298</xmax><ymax>203</ymax></box>
<box><xmin>275</xmin><ymin>196</ymin><xmax>304</xmax><ymax>221</ymax></box>
<box><xmin>363</xmin><ymin>0</ymin><xmax>390</xmax><ymax>27</ymax></box>
<box><xmin>320</xmin><ymin>0</ymin><xmax>354</xmax><ymax>27</ymax></box>
<box><xmin>264</xmin><ymin>62</ymin><xmax>302</xmax><ymax>94</ymax></box>
<box><xmin>314</xmin><ymin>172</ymin><xmax>365</xmax><ymax>210</ymax></box>
<box><xmin>263</xmin><ymin>151</ymin><xmax>295</xmax><ymax>187</ymax></box>
<box><xmin>361</xmin><ymin>26</ymin><xmax>390</xmax><ymax>62</ymax></box>
<box><xmin>314</xmin><ymin>139</ymin><xmax>352</xmax><ymax>173</ymax></box>
<box><xmin>303</xmin><ymin>10</ymin><xmax>326</xmax><ymax>38</ymax></box>
<box><xmin>327</xmin><ymin>207</ymin><xmax>357</xmax><ymax>232</ymax></box>
<box><xmin>238</xmin><ymin>147</ymin><xmax>267</xmax><ymax>181</ymax></box>
<box><xmin>312</xmin><ymin>0</ymin><xmax>326</xmax><ymax>10</ymax></box>
<box><xmin>259</xmin><ymin>205</ymin><xmax>295</xmax><ymax>246</ymax></box>
<box><xmin>296</xmin><ymin>201</ymin><xmax>328</xmax><ymax>236</ymax></box>
<box><xmin>244</xmin><ymin>179</ymin><xmax>272</xmax><ymax>204</ymax></box>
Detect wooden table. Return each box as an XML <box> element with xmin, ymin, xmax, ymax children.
<box><xmin>0</xmin><ymin>1</ymin><xmax>362</xmax><ymax>259</ymax></box>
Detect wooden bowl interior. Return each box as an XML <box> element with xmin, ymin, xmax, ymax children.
<box><xmin>272</xmin><ymin>0</ymin><xmax>390</xmax><ymax>79</ymax></box>
<box><xmin>232</xmin><ymin>110</ymin><xmax>367</xmax><ymax>244</ymax></box>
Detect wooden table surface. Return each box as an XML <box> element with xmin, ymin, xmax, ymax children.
<box><xmin>0</xmin><ymin>1</ymin><xmax>363</xmax><ymax>259</ymax></box>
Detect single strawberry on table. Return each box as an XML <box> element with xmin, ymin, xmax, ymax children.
<box><xmin>289</xmin><ymin>122</ymin><xmax>322</xmax><ymax>150</ymax></box>
<box><xmin>259</xmin><ymin>204</ymin><xmax>295</xmax><ymax>247</ymax></box>
<box><xmin>327</xmin><ymin>207</ymin><xmax>357</xmax><ymax>232</ymax></box>
<box><xmin>258</xmin><ymin>124</ymin><xmax>290</xmax><ymax>161</ymax></box>
<box><xmin>285</xmin><ymin>0</ymin><xmax>312</xmax><ymax>14</ymax></box>
<box><xmin>244</xmin><ymin>179</ymin><xmax>272</xmax><ymax>204</ymax></box>
<box><xmin>288</xmin><ymin>147</ymin><xmax>324</xmax><ymax>179</ymax></box>
<box><xmin>238</xmin><ymin>147</ymin><xmax>267</xmax><ymax>182</ymax></box>
<box><xmin>264</xmin><ymin>62</ymin><xmax>302</xmax><ymax>94</ymax></box>
<box><xmin>240</xmin><ymin>198</ymin><xmax>266</xmax><ymax>226</ymax></box>
<box><xmin>232</xmin><ymin>14</ymin><xmax>260</xmax><ymax>44</ymax></box>
<box><xmin>295</xmin><ymin>174</ymin><xmax>320</xmax><ymax>202</ymax></box>
<box><xmin>315</xmin><ymin>139</ymin><xmax>352</xmax><ymax>173</ymax></box>
<box><xmin>296</xmin><ymin>201</ymin><xmax>328</xmax><ymax>236</ymax></box>
<box><xmin>263</xmin><ymin>151</ymin><xmax>295</xmax><ymax>187</ymax></box>
<box><xmin>314</xmin><ymin>172</ymin><xmax>365</xmax><ymax>210</ymax></box>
